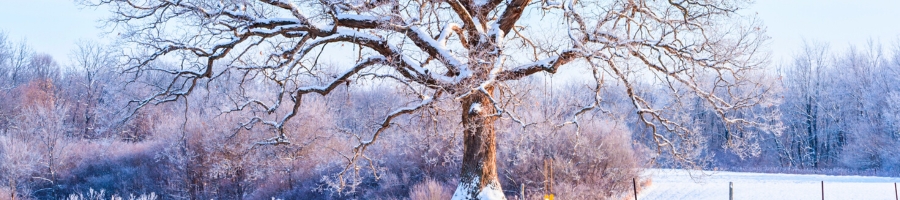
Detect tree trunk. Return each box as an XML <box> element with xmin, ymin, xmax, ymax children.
<box><xmin>452</xmin><ymin>89</ymin><xmax>506</xmax><ymax>200</ymax></box>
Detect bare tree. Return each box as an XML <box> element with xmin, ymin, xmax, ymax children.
<box><xmin>69</xmin><ymin>40</ymin><xmax>118</xmax><ymax>138</ymax></box>
<box><xmin>831</xmin><ymin>41</ymin><xmax>900</xmax><ymax>171</ymax></box>
<box><xmin>0</xmin><ymin>31</ymin><xmax>10</xmax><ymax>85</ymax></box>
<box><xmin>0</xmin><ymin>31</ymin><xmax>13</xmax><ymax>134</ymax></box>
<box><xmin>7</xmin><ymin>39</ymin><xmax>31</xmax><ymax>85</ymax></box>
<box><xmin>27</xmin><ymin>53</ymin><xmax>61</xmax><ymax>82</ymax></box>
<box><xmin>0</xmin><ymin>134</ymin><xmax>40</xmax><ymax>200</ymax></box>
<box><xmin>88</xmin><ymin>0</ymin><xmax>775</xmax><ymax>199</ymax></box>
<box><xmin>17</xmin><ymin>103</ymin><xmax>71</xmax><ymax>199</ymax></box>
<box><xmin>781</xmin><ymin>41</ymin><xmax>829</xmax><ymax>168</ymax></box>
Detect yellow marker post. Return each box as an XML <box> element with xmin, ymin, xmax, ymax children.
<box><xmin>543</xmin><ymin>194</ymin><xmax>554</xmax><ymax>200</ymax></box>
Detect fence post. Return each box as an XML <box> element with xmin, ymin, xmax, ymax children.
<box><xmin>894</xmin><ymin>182</ymin><xmax>897</xmax><ymax>200</ymax></box>
<box><xmin>543</xmin><ymin>156</ymin><xmax>554</xmax><ymax>198</ymax></box>
<box><xmin>633</xmin><ymin>177</ymin><xmax>638</xmax><ymax>200</ymax></box>
<box><xmin>521</xmin><ymin>183</ymin><xmax>525</xmax><ymax>200</ymax></box>
<box><xmin>821</xmin><ymin>181</ymin><xmax>824</xmax><ymax>200</ymax></box>
<box><xmin>729</xmin><ymin>182</ymin><xmax>733</xmax><ymax>200</ymax></box>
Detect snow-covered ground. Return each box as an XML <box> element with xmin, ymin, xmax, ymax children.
<box><xmin>640</xmin><ymin>169</ymin><xmax>900</xmax><ymax>200</ymax></box>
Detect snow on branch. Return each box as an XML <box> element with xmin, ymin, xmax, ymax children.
<box><xmin>406</xmin><ymin>26</ymin><xmax>469</xmax><ymax>77</ymax></box>
<box><xmin>294</xmin><ymin>56</ymin><xmax>387</xmax><ymax>95</ymax></box>
<box><xmin>496</xmin><ymin>0</ymin><xmax>530</xmax><ymax>34</ymax></box>
<box><xmin>446</xmin><ymin>0</ymin><xmax>482</xmax><ymax>33</ymax></box>
<box><xmin>496</xmin><ymin>50</ymin><xmax>580</xmax><ymax>81</ymax></box>
<box><xmin>437</xmin><ymin>23</ymin><xmax>468</xmax><ymax>48</ymax></box>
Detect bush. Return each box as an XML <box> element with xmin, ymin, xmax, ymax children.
<box><xmin>65</xmin><ymin>188</ymin><xmax>158</xmax><ymax>200</ymax></box>
<box><xmin>55</xmin><ymin>140</ymin><xmax>167</xmax><ymax>198</ymax></box>
<box><xmin>498</xmin><ymin>117</ymin><xmax>647</xmax><ymax>200</ymax></box>
<box><xmin>1</xmin><ymin>80</ymin><xmax>649</xmax><ymax>200</ymax></box>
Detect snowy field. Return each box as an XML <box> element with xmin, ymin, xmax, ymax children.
<box><xmin>640</xmin><ymin>169</ymin><xmax>900</xmax><ymax>200</ymax></box>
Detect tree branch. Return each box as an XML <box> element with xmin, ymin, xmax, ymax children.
<box><xmin>496</xmin><ymin>50</ymin><xmax>580</xmax><ymax>81</ymax></box>
<box><xmin>497</xmin><ymin>0</ymin><xmax>531</xmax><ymax>35</ymax></box>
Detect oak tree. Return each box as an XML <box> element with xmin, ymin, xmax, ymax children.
<box><xmin>89</xmin><ymin>0</ymin><xmax>774</xmax><ymax>199</ymax></box>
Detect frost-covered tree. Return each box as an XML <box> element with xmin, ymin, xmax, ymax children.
<box><xmin>0</xmin><ymin>31</ymin><xmax>10</xmax><ymax>84</ymax></box>
<box><xmin>777</xmin><ymin>40</ymin><xmax>900</xmax><ymax>172</ymax></box>
<box><xmin>5</xmin><ymin>38</ymin><xmax>32</xmax><ymax>86</ymax></box>
<box><xmin>69</xmin><ymin>40</ymin><xmax>118</xmax><ymax>138</ymax></box>
<box><xmin>780</xmin><ymin>42</ymin><xmax>829</xmax><ymax>168</ymax></box>
<box><xmin>26</xmin><ymin>53</ymin><xmax>60</xmax><ymax>82</ymax></box>
<box><xmin>0</xmin><ymin>134</ymin><xmax>40</xmax><ymax>200</ymax></box>
<box><xmin>87</xmin><ymin>0</ymin><xmax>776</xmax><ymax>199</ymax></box>
<box><xmin>829</xmin><ymin>42</ymin><xmax>900</xmax><ymax>171</ymax></box>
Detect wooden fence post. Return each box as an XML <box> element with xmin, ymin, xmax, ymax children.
<box><xmin>894</xmin><ymin>182</ymin><xmax>897</xmax><ymax>200</ymax></box>
<box><xmin>633</xmin><ymin>177</ymin><xmax>638</xmax><ymax>200</ymax></box>
<box><xmin>521</xmin><ymin>183</ymin><xmax>525</xmax><ymax>200</ymax></box>
<box><xmin>821</xmin><ymin>181</ymin><xmax>824</xmax><ymax>200</ymax></box>
<box><xmin>543</xmin><ymin>156</ymin><xmax>554</xmax><ymax>200</ymax></box>
<box><xmin>729</xmin><ymin>182</ymin><xmax>733</xmax><ymax>200</ymax></box>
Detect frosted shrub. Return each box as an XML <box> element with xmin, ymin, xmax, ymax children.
<box><xmin>499</xmin><ymin>118</ymin><xmax>646</xmax><ymax>200</ymax></box>
<box><xmin>65</xmin><ymin>188</ymin><xmax>158</xmax><ymax>200</ymax></box>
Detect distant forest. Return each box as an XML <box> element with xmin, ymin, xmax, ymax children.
<box><xmin>1</xmin><ymin>29</ymin><xmax>899</xmax><ymax>200</ymax></box>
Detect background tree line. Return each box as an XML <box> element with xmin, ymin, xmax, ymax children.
<box><xmin>0</xmin><ymin>29</ymin><xmax>898</xmax><ymax>199</ymax></box>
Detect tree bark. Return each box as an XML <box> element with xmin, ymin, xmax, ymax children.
<box><xmin>452</xmin><ymin>88</ymin><xmax>506</xmax><ymax>200</ymax></box>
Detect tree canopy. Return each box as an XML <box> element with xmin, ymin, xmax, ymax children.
<box><xmin>88</xmin><ymin>0</ymin><xmax>779</xmax><ymax>199</ymax></box>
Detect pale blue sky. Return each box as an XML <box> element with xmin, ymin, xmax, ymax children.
<box><xmin>751</xmin><ymin>0</ymin><xmax>900</xmax><ymax>62</ymax></box>
<box><xmin>0</xmin><ymin>0</ymin><xmax>107</xmax><ymax>66</ymax></box>
<box><xmin>1</xmin><ymin>0</ymin><xmax>899</xmax><ymax>66</ymax></box>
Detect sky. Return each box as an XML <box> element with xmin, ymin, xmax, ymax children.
<box><xmin>1</xmin><ymin>0</ymin><xmax>900</xmax><ymax>67</ymax></box>
<box><xmin>0</xmin><ymin>0</ymin><xmax>108</xmax><ymax>66</ymax></box>
<box><xmin>750</xmin><ymin>0</ymin><xmax>900</xmax><ymax>63</ymax></box>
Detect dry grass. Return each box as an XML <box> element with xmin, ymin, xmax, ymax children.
<box><xmin>0</xmin><ymin>186</ymin><xmax>23</xmax><ymax>200</ymax></box>
<box><xmin>409</xmin><ymin>178</ymin><xmax>453</xmax><ymax>200</ymax></box>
